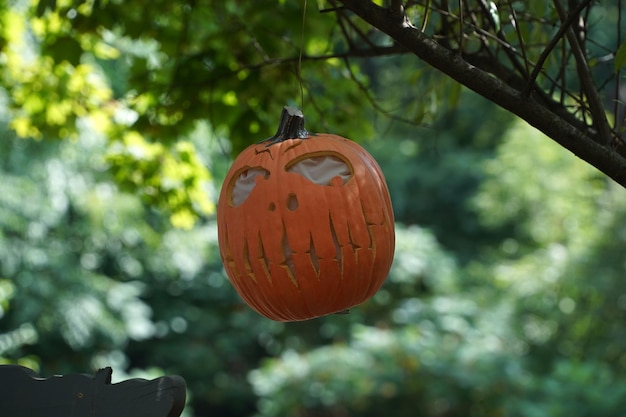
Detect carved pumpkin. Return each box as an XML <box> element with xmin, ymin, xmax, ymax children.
<box><xmin>217</xmin><ymin>107</ymin><xmax>395</xmax><ymax>321</ymax></box>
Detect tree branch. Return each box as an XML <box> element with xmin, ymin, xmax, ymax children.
<box><xmin>186</xmin><ymin>45</ymin><xmax>408</xmax><ymax>82</ymax></box>
<box><xmin>336</xmin><ymin>0</ymin><xmax>626</xmax><ymax>188</ymax></box>
<box><xmin>553</xmin><ymin>0</ymin><xmax>613</xmax><ymax>146</ymax></box>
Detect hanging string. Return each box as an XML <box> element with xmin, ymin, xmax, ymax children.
<box><xmin>297</xmin><ymin>0</ymin><xmax>308</xmax><ymax>109</ymax></box>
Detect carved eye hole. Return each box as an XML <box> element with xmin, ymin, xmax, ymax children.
<box><xmin>230</xmin><ymin>167</ymin><xmax>269</xmax><ymax>206</ymax></box>
<box><xmin>286</xmin><ymin>154</ymin><xmax>352</xmax><ymax>186</ymax></box>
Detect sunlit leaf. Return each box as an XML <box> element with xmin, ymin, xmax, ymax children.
<box><xmin>615</xmin><ymin>39</ymin><xmax>626</xmax><ymax>72</ymax></box>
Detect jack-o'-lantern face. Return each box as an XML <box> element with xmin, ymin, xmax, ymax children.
<box><xmin>217</xmin><ymin>108</ymin><xmax>395</xmax><ymax>322</ymax></box>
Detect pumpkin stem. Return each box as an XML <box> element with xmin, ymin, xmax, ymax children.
<box><xmin>260</xmin><ymin>106</ymin><xmax>310</xmax><ymax>145</ymax></box>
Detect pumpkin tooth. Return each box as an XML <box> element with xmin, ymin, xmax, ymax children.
<box><xmin>242</xmin><ymin>239</ymin><xmax>256</xmax><ymax>283</ymax></box>
<box><xmin>257</xmin><ymin>231</ymin><xmax>271</xmax><ymax>283</ymax></box>
<box><xmin>281</xmin><ymin>221</ymin><xmax>298</xmax><ymax>288</ymax></box>
<box><xmin>347</xmin><ymin>222</ymin><xmax>362</xmax><ymax>251</ymax></box>
<box><xmin>222</xmin><ymin>231</ymin><xmax>239</xmax><ymax>278</ymax></box>
<box><xmin>328</xmin><ymin>214</ymin><xmax>343</xmax><ymax>276</ymax></box>
<box><xmin>306</xmin><ymin>234</ymin><xmax>320</xmax><ymax>277</ymax></box>
<box><xmin>360</xmin><ymin>200</ymin><xmax>376</xmax><ymax>252</ymax></box>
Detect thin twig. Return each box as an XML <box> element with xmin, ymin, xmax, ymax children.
<box><xmin>298</xmin><ymin>0</ymin><xmax>308</xmax><ymax>108</ymax></box>
<box><xmin>319</xmin><ymin>6</ymin><xmax>345</xmax><ymax>13</ymax></box>
<box><xmin>523</xmin><ymin>0</ymin><xmax>593</xmax><ymax>97</ymax></box>
<box><xmin>553</xmin><ymin>0</ymin><xmax>612</xmax><ymax>145</ymax></box>
<box><xmin>187</xmin><ymin>46</ymin><xmax>408</xmax><ymax>82</ymax></box>
<box><xmin>613</xmin><ymin>1</ymin><xmax>624</xmax><ymax>136</ymax></box>
<box><xmin>337</xmin><ymin>3</ymin><xmax>381</xmax><ymax>51</ymax></box>
<box><xmin>477</xmin><ymin>0</ymin><xmax>529</xmax><ymax>80</ymax></box>
<box><xmin>335</xmin><ymin>4</ymin><xmax>359</xmax><ymax>51</ymax></box>
<box><xmin>507</xmin><ymin>1</ymin><xmax>530</xmax><ymax>77</ymax></box>
<box><xmin>342</xmin><ymin>56</ymin><xmax>424</xmax><ymax>126</ymax></box>
<box><xmin>457</xmin><ymin>0</ymin><xmax>463</xmax><ymax>52</ymax></box>
<box><xmin>420</xmin><ymin>0</ymin><xmax>431</xmax><ymax>32</ymax></box>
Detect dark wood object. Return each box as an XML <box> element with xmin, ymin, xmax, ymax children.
<box><xmin>0</xmin><ymin>365</ymin><xmax>186</xmax><ymax>417</ymax></box>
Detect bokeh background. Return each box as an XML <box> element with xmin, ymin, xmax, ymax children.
<box><xmin>2</xmin><ymin>1</ymin><xmax>626</xmax><ymax>416</ymax></box>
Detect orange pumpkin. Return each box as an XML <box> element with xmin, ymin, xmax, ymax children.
<box><xmin>217</xmin><ymin>107</ymin><xmax>395</xmax><ymax>321</ymax></box>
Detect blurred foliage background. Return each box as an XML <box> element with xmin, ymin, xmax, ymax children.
<box><xmin>1</xmin><ymin>0</ymin><xmax>626</xmax><ymax>416</ymax></box>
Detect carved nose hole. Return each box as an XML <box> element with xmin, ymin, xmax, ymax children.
<box><xmin>268</xmin><ymin>202</ymin><xmax>276</xmax><ymax>211</ymax></box>
<box><xmin>287</xmin><ymin>194</ymin><xmax>298</xmax><ymax>211</ymax></box>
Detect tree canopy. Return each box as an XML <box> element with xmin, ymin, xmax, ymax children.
<box><xmin>2</xmin><ymin>1</ymin><xmax>626</xmax><ymax>417</ymax></box>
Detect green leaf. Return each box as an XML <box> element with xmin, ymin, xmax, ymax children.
<box><xmin>615</xmin><ymin>40</ymin><xmax>626</xmax><ymax>72</ymax></box>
